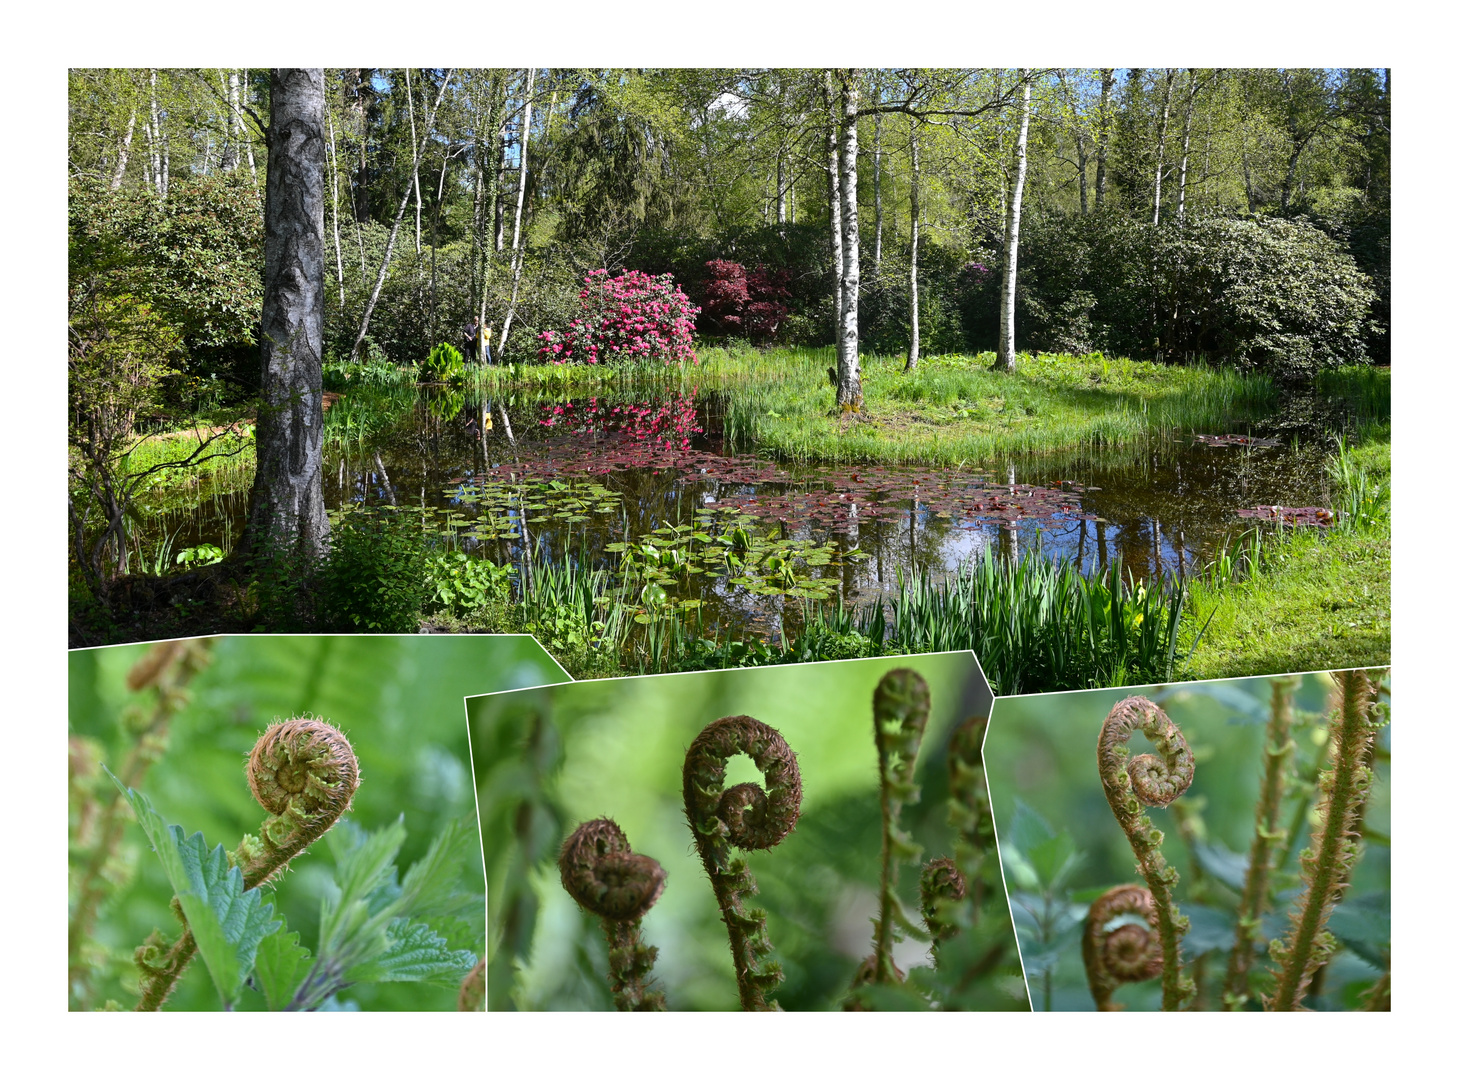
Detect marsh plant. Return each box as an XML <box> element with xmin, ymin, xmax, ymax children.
<box><xmin>72</xmin><ymin>661</ymin><xmax>483</xmax><ymax>1011</ymax></box>
<box><xmin>555</xmin><ymin>668</ymin><xmax>1024</xmax><ymax>1011</ymax></box>
<box><xmin>1009</xmin><ymin>669</ymin><xmax>1389</xmax><ymax>1011</ymax></box>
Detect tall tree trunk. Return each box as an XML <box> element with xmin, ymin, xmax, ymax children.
<box><xmin>873</xmin><ymin>110</ymin><xmax>883</xmax><ymax>271</ymax></box>
<box><xmin>218</xmin><ymin>70</ymin><xmax>238</xmax><ymax>171</ymax></box>
<box><xmin>499</xmin><ymin>68</ymin><xmax>536</xmax><ymax>358</ymax></box>
<box><xmin>1094</xmin><ymin>68</ymin><xmax>1114</xmax><ymax>210</ymax></box>
<box><xmin>347</xmin><ymin>71</ymin><xmax>453</xmax><ymax>363</ymax></box>
<box><xmin>325</xmin><ymin>93</ymin><xmax>346</xmax><ymax>310</ymax></box>
<box><xmin>835</xmin><ymin>70</ymin><xmax>862</xmax><ymax>409</ymax></box>
<box><xmin>1152</xmin><ymin>69</ymin><xmax>1175</xmax><ymax>226</ymax></box>
<box><xmin>477</xmin><ymin>73</ymin><xmax>506</xmax><ymax>334</ymax></box>
<box><xmin>824</xmin><ymin>74</ymin><xmax>843</xmax><ymax>365</ymax></box>
<box><xmin>350</xmin><ymin>69</ymin><xmax>371</xmax><ymax>223</ymax></box>
<box><xmin>904</xmin><ymin>119</ymin><xmax>921</xmax><ymax>372</ymax></box>
<box><xmin>241</xmin><ymin>68</ymin><xmax>329</xmax><ymax>560</ymax></box>
<box><xmin>994</xmin><ymin>72</ymin><xmax>1031</xmax><ymax>374</ymax></box>
<box><xmin>1176</xmin><ymin>70</ymin><xmax>1200</xmax><ymax>225</ymax></box>
<box><xmin>110</xmin><ymin>108</ymin><xmax>135</xmax><ymax>190</ymax></box>
<box><xmin>406</xmin><ymin>68</ymin><xmax>423</xmax><ymax>258</ymax></box>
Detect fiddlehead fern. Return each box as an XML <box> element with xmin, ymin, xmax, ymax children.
<box><xmin>682</xmin><ymin>715</ymin><xmax>801</xmax><ymax>1011</ymax></box>
<box><xmin>1097</xmin><ymin>696</ymin><xmax>1194</xmax><ymax>1011</ymax></box>
<box><xmin>869</xmin><ymin>669</ymin><xmax>930</xmax><ymax>984</ymax></box>
<box><xmin>458</xmin><ymin>956</ymin><xmax>486</xmax><ymax>1011</ymax></box>
<box><xmin>1083</xmin><ymin>884</ymin><xmax>1162</xmax><ymax>1011</ymax></box>
<box><xmin>947</xmin><ymin>714</ymin><xmax>994</xmax><ymax>916</ymax></box>
<box><xmin>558</xmin><ymin>818</ymin><xmax>667</xmax><ymax>1011</ymax></box>
<box><xmin>1268</xmin><ymin>669</ymin><xmax>1378</xmax><ymax>1011</ymax></box>
<box><xmin>134</xmin><ymin>716</ymin><xmax>360</xmax><ymax>1011</ymax></box>
<box><xmin>1223</xmin><ymin>675</ymin><xmax>1297</xmax><ymax>1009</ymax></box>
<box><xmin>919</xmin><ymin>856</ymin><xmax>968</xmax><ymax>953</ymax></box>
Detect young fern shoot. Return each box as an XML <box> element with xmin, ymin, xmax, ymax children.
<box><xmin>868</xmin><ymin>669</ymin><xmax>932</xmax><ymax>983</ymax></box>
<box><xmin>1223</xmin><ymin>675</ymin><xmax>1296</xmax><ymax>1009</ymax></box>
<box><xmin>134</xmin><ymin>717</ymin><xmax>361</xmax><ymax>1010</ymax></box>
<box><xmin>1097</xmin><ymin>696</ymin><xmax>1195</xmax><ymax>1010</ymax></box>
<box><xmin>1083</xmin><ymin>884</ymin><xmax>1163</xmax><ymax>1011</ymax></box>
<box><xmin>558</xmin><ymin>818</ymin><xmax>668</xmax><ymax>1011</ymax></box>
<box><xmin>1269</xmin><ymin>669</ymin><xmax>1379</xmax><ymax>1010</ymax></box>
<box><xmin>947</xmin><ymin>715</ymin><xmax>995</xmax><ymax>915</ymax></box>
<box><xmin>683</xmin><ymin>715</ymin><xmax>802</xmax><ymax>1010</ymax></box>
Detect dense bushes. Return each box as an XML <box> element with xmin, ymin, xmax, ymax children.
<box><xmin>69</xmin><ymin>175</ymin><xmax>264</xmax><ymax>403</ymax></box>
<box><xmin>1000</xmin><ymin>212</ymin><xmax>1379</xmax><ymax>377</ymax></box>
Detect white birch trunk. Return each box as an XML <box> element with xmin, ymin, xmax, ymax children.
<box><xmin>1095</xmin><ymin>69</ymin><xmax>1114</xmax><ymax>210</ymax></box>
<box><xmin>905</xmin><ymin>119</ymin><xmax>920</xmax><ymax>372</ymax></box>
<box><xmin>1152</xmin><ymin>69</ymin><xmax>1175</xmax><ymax>226</ymax></box>
<box><xmin>835</xmin><ymin>70</ymin><xmax>862</xmax><ymax>409</ymax></box>
<box><xmin>873</xmin><ymin>110</ymin><xmax>883</xmax><ymax>272</ymax></box>
<box><xmin>994</xmin><ymin>72</ymin><xmax>1030</xmax><ymax>374</ymax></box>
<box><xmin>825</xmin><ymin>74</ymin><xmax>843</xmax><ymax>369</ymax></box>
<box><xmin>1176</xmin><ymin>70</ymin><xmax>1199</xmax><ymax>224</ymax></box>
<box><xmin>110</xmin><ymin>108</ymin><xmax>135</xmax><ymax>190</ymax></box>
<box><xmin>406</xmin><ymin>68</ymin><xmax>423</xmax><ymax>258</ymax></box>
<box><xmin>325</xmin><ymin>94</ymin><xmax>346</xmax><ymax>310</ymax></box>
<box><xmin>498</xmin><ymin>67</ymin><xmax>536</xmax><ymax>358</ymax></box>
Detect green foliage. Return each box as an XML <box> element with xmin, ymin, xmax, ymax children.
<box><xmin>420</xmin><ymin>341</ymin><xmax>466</xmax><ymax>382</ymax></box>
<box><xmin>111</xmin><ymin>775</ymin><xmax>280</xmax><ymax>1006</ymax></box>
<box><xmin>318</xmin><ymin>512</ymin><xmax>433</xmax><ymax>632</ymax></box>
<box><xmin>427</xmin><ymin>551</ymin><xmax>514</xmax><ymax>614</ymax></box>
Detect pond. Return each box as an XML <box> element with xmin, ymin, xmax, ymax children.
<box><xmin>136</xmin><ymin>382</ymin><xmax>1352</xmax><ymax>642</ymax></box>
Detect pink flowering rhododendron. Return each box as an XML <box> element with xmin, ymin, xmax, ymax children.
<box><xmin>538</xmin><ymin>269</ymin><xmax>700</xmax><ymax>366</ymax></box>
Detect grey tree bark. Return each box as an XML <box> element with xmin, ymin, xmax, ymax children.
<box><xmin>834</xmin><ymin>70</ymin><xmax>863</xmax><ymax>409</ymax></box>
<box><xmin>1175</xmin><ymin>69</ymin><xmax>1202</xmax><ymax>224</ymax></box>
<box><xmin>498</xmin><ymin>67</ymin><xmax>536</xmax><ymax>357</ymax></box>
<box><xmin>904</xmin><ymin>118</ymin><xmax>921</xmax><ymax>372</ymax></box>
<box><xmin>110</xmin><ymin>108</ymin><xmax>135</xmax><ymax>190</ymax></box>
<box><xmin>993</xmin><ymin>72</ymin><xmax>1030</xmax><ymax>374</ymax></box>
<box><xmin>241</xmin><ymin>68</ymin><xmax>329</xmax><ymax>560</ymax></box>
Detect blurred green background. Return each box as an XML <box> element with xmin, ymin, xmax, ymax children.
<box><xmin>467</xmin><ymin>651</ymin><xmax>1029</xmax><ymax>1011</ymax></box>
<box><xmin>986</xmin><ymin>671</ymin><xmax>1391</xmax><ymax>1011</ymax></box>
<box><xmin>68</xmin><ymin>634</ymin><xmax>570</xmax><ymax>1010</ymax></box>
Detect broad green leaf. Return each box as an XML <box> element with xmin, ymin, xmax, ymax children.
<box><xmin>1328</xmin><ymin>892</ymin><xmax>1390</xmax><ymax>968</ymax></box>
<box><xmin>347</xmin><ymin>919</ymin><xmax>477</xmax><ymax>984</ymax></box>
<box><xmin>1181</xmin><ymin>902</ymin><xmax>1236</xmax><ymax>956</ymax></box>
<box><xmin>1191</xmin><ymin>840</ymin><xmax>1250</xmax><ymax>893</ymax></box>
<box><xmin>253</xmin><ymin>924</ymin><xmax>312</xmax><ymax>1011</ymax></box>
<box><xmin>108</xmin><ymin>768</ymin><xmax>278</xmax><ymax>1006</ymax></box>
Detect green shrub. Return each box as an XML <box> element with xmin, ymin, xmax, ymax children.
<box><xmin>318</xmin><ymin>514</ymin><xmax>432</xmax><ymax>632</ymax></box>
<box><xmin>419</xmin><ymin>341</ymin><xmax>465</xmax><ymax>382</ymax></box>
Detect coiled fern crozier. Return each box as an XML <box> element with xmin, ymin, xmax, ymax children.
<box><xmin>1083</xmin><ymin>884</ymin><xmax>1162</xmax><ymax>1011</ymax></box>
<box><xmin>682</xmin><ymin>715</ymin><xmax>803</xmax><ymax>1011</ymax></box>
<box><xmin>1096</xmin><ymin>696</ymin><xmax>1195</xmax><ymax>1011</ymax></box>
<box><xmin>134</xmin><ymin>717</ymin><xmax>360</xmax><ymax>1010</ymax></box>
<box><xmin>558</xmin><ymin>818</ymin><xmax>668</xmax><ymax>1011</ymax></box>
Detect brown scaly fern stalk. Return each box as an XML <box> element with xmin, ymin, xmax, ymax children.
<box><xmin>1083</xmin><ymin>884</ymin><xmax>1163</xmax><ymax>1011</ymax></box>
<box><xmin>558</xmin><ymin>818</ymin><xmax>668</xmax><ymax>1011</ymax></box>
<box><xmin>919</xmin><ymin>856</ymin><xmax>968</xmax><ymax>963</ymax></box>
<box><xmin>1223</xmin><ymin>675</ymin><xmax>1297</xmax><ymax>1009</ymax></box>
<box><xmin>1097</xmin><ymin>696</ymin><xmax>1195</xmax><ymax>1011</ymax></box>
<box><xmin>458</xmin><ymin>957</ymin><xmax>486</xmax><ymax>1011</ymax></box>
<box><xmin>682</xmin><ymin>715</ymin><xmax>802</xmax><ymax>1011</ymax></box>
<box><xmin>69</xmin><ymin>638</ymin><xmax>215</xmax><ymax>1003</ymax></box>
<box><xmin>134</xmin><ymin>717</ymin><xmax>360</xmax><ymax>1011</ymax></box>
<box><xmin>869</xmin><ymin>669</ymin><xmax>931</xmax><ymax>984</ymax></box>
<box><xmin>947</xmin><ymin>715</ymin><xmax>995</xmax><ymax>918</ymax></box>
<box><xmin>1268</xmin><ymin>669</ymin><xmax>1378</xmax><ymax>1011</ymax></box>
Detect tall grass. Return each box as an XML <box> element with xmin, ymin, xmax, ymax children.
<box><xmin>1326</xmin><ymin>437</ymin><xmax>1390</xmax><ymax>534</ymax></box>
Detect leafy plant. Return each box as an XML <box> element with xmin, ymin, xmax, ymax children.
<box><xmin>420</xmin><ymin>341</ymin><xmax>466</xmax><ymax>382</ymax></box>
<box><xmin>107</xmin><ymin>716</ymin><xmax>478</xmax><ymax>1011</ymax></box>
<box><xmin>318</xmin><ymin>512</ymin><xmax>433</xmax><ymax>632</ymax></box>
<box><xmin>538</xmin><ymin>269</ymin><xmax>700</xmax><ymax>366</ymax></box>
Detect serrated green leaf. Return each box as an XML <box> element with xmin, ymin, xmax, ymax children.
<box><xmin>347</xmin><ymin>919</ymin><xmax>477</xmax><ymax>985</ymax></box>
<box><xmin>1191</xmin><ymin>840</ymin><xmax>1250</xmax><ymax>893</ymax></box>
<box><xmin>253</xmin><ymin>924</ymin><xmax>312</xmax><ymax>1011</ymax></box>
<box><xmin>108</xmin><ymin>768</ymin><xmax>279</xmax><ymax>1006</ymax></box>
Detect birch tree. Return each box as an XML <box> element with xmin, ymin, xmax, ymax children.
<box><xmin>498</xmin><ymin>67</ymin><xmax>536</xmax><ymax>357</ymax></box>
<box><xmin>993</xmin><ymin>71</ymin><xmax>1030</xmax><ymax>374</ymax></box>
<box><xmin>241</xmin><ymin>68</ymin><xmax>329</xmax><ymax>560</ymax></box>
<box><xmin>834</xmin><ymin>69</ymin><xmax>862</xmax><ymax>409</ymax></box>
<box><xmin>904</xmin><ymin>116</ymin><xmax>921</xmax><ymax>372</ymax></box>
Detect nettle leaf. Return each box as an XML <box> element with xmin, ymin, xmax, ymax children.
<box><xmin>253</xmin><ymin>924</ymin><xmax>313</xmax><ymax>1011</ymax></box>
<box><xmin>108</xmin><ymin>769</ymin><xmax>280</xmax><ymax>1006</ymax></box>
<box><xmin>1328</xmin><ymin>892</ymin><xmax>1390</xmax><ymax>969</ymax></box>
<box><xmin>348</xmin><ymin>919</ymin><xmax>477</xmax><ymax>984</ymax></box>
<box><xmin>1191</xmin><ymin>840</ymin><xmax>1250</xmax><ymax>893</ymax></box>
<box><xmin>1181</xmin><ymin>902</ymin><xmax>1237</xmax><ymax>956</ymax></box>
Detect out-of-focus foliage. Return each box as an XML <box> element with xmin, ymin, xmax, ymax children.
<box><xmin>986</xmin><ymin>671</ymin><xmax>1390</xmax><ymax>1011</ymax></box>
<box><xmin>468</xmin><ymin>652</ymin><xmax>1027</xmax><ymax>1011</ymax></box>
<box><xmin>68</xmin><ymin>634</ymin><xmax>570</xmax><ymax>1010</ymax></box>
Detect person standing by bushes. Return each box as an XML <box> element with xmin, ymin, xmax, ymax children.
<box><xmin>463</xmin><ymin>315</ymin><xmax>480</xmax><ymax>363</ymax></box>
